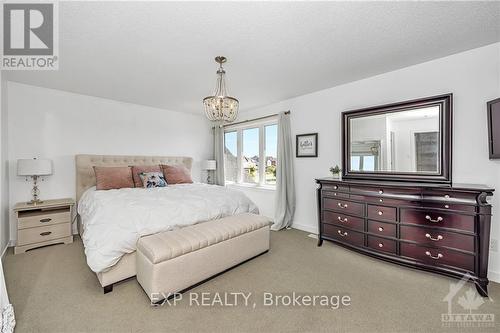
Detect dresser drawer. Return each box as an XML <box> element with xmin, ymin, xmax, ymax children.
<box><xmin>323</xmin><ymin>211</ymin><xmax>364</xmax><ymax>232</ymax></box>
<box><xmin>350</xmin><ymin>194</ymin><xmax>411</xmax><ymax>207</ymax></box>
<box><xmin>323</xmin><ymin>198</ymin><xmax>364</xmax><ymax>216</ymax></box>
<box><xmin>367</xmin><ymin>204</ymin><xmax>396</xmax><ymax>222</ymax></box>
<box><xmin>367</xmin><ymin>220</ymin><xmax>397</xmax><ymax>238</ymax></box>
<box><xmin>367</xmin><ymin>235</ymin><xmax>397</xmax><ymax>254</ymax></box>
<box><xmin>400</xmin><ymin>225</ymin><xmax>474</xmax><ymax>253</ymax></box>
<box><xmin>323</xmin><ymin>224</ymin><xmax>364</xmax><ymax>247</ymax></box>
<box><xmin>422</xmin><ymin>190</ymin><xmax>478</xmax><ymax>205</ymax></box>
<box><xmin>18</xmin><ymin>209</ymin><xmax>70</xmax><ymax>229</ymax></box>
<box><xmin>323</xmin><ymin>191</ymin><xmax>349</xmax><ymax>198</ymax></box>
<box><xmin>323</xmin><ymin>184</ymin><xmax>349</xmax><ymax>192</ymax></box>
<box><xmin>419</xmin><ymin>202</ymin><xmax>476</xmax><ymax>213</ymax></box>
<box><xmin>350</xmin><ymin>185</ymin><xmax>418</xmax><ymax>197</ymax></box>
<box><xmin>400</xmin><ymin>242</ymin><xmax>475</xmax><ymax>272</ymax></box>
<box><xmin>17</xmin><ymin>223</ymin><xmax>71</xmax><ymax>246</ymax></box>
<box><xmin>400</xmin><ymin>209</ymin><xmax>475</xmax><ymax>233</ymax></box>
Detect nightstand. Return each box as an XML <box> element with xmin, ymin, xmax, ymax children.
<box><xmin>14</xmin><ymin>198</ymin><xmax>75</xmax><ymax>254</ymax></box>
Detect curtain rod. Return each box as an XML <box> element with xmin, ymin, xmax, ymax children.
<box><xmin>214</xmin><ymin>110</ymin><xmax>290</xmax><ymax>128</ymax></box>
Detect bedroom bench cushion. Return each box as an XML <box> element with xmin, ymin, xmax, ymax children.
<box><xmin>137</xmin><ymin>213</ymin><xmax>270</xmax><ymax>264</ymax></box>
<box><xmin>136</xmin><ymin>213</ymin><xmax>271</xmax><ymax>300</ymax></box>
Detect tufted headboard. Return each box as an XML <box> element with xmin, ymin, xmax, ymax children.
<box><xmin>75</xmin><ymin>154</ymin><xmax>193</xmax><ymax>201</ymax></box>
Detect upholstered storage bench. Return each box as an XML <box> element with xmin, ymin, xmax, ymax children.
<box><xmin>136</xmin><ymin>213</ymin><xmax>270</xmax><ymax>301</ymax></box>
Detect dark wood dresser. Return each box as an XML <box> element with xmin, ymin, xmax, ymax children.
<box><xmin>316</xmin><ymin>178</ymin><xmax>494</xmax><ymax>296</ymax></box>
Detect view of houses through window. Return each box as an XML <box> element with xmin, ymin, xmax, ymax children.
<box><xmin>224</xmin><ymin>121</ymin><xmax>277</xmax><ymax>187</ymax></box>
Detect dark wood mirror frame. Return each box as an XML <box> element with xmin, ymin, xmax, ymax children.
<box><xmin>487</xmin><ymin>97</ymin><xmax>500</xmax><ymax>159</ymax></box>
<box><xmin>342</xmin><ymin>93</ymin><xmax>453</xmax><ymax>184</ymax></box>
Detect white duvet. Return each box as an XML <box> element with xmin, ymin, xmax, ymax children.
<box><xmin>78</xmin><ymin>183</ymin><xmax>259</xmax><ymax>273</ymax></box>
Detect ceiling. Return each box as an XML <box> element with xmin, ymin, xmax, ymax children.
<box><xmin>6</xmin><ymin>1</ymin><xmax>500</xmax><ymax>115</ymax></box>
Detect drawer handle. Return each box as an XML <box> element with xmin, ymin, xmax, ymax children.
<box><xmin>444</xmin><ymin>205</ymin><xmax>450</xmax><ymax>209</ymax></box>
<box><xmin>40</xmin><ymin>218</ymin><xmax>52</xmax><ymax>223</ymax></box>
<box><xmin>379</xmin><ymin>199</ymin><xmax>383</xmax><ymax>203</ymax></box>
<box><xmin>425</xmin><ymin>233</ymin><xmax>443</xmax><ymax>241</ymax></box>
<box><xmin>333</xmin><ymin>185</ymin><xmax>338</xmax><ymax>190</ymax></box>
<box><xmin>425</xmin><ymin>251</ymin><xmax>443</xmax><ymax>260</ymax></box>
<box><xmin>337</xmin><ymin>216</ymin><xmax>348</xmax><ymax>223</ymax></box>
<box><xmin>337</xmin><ymin>203</ymin><xmax>348</xmax><ymax>209</ymax></box>
<box><xmin>377</xmin><ymin>210</ymin><xmax>383</xmax><ymax>216</ymax></box>
<box><xmin>333</xmin><ymin>193</ymin><xmax>337</xmax><ymax>196</ymax></box>
<box><xmin>337</xmin><ymin>230</ymin><xmax>348</xmax><ymax>237</ymax></box>
<box><xmin>40</xmin><ymin>231</ymin><xmax>52</xmax><ymax>236</ymax></box>
<box><xmin>378</xmin><ymin>190</ymin><xmax>383</xmax><ymax>194</ymax></box>
<box><xmin>444</xmin><ymin>194</ymin><xmax>450</xmax><ymax>199</ymax></box>
<box><xmin>425</xmin><ymin>215</ymin><xmax>443</xmax><ymax>223</ymax></box>
<box><xmin>378</xmin><ymin>227</ymin><xmax>384</xmax><ymax>232</ymax></box>
<box><xmin>378</xmin><ymin>243</ymin><xmax>384</xmax><ymax>248</ymax></box>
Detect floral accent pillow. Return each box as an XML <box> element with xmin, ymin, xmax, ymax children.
<box><xmin>131</xmin><ymin>165</ymin><xmax>162</xmax><ymax>187</ymax></box>
<box><xmin>139</xmin><ymin>172</ymin><xmax>167</xmax><ymax>188</ymax></box>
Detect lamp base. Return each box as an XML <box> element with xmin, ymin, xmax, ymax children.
<box><xmin>28</xmin><ymin>176</ymin><xmax>43</xmax><ymax>205</ymax></box>
<box><xmin>26</xmin><ymin>199</ymin><xmax>43</xmax><ymax>205</ymax></box>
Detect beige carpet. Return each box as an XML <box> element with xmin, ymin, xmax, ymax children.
<box><xmin>3</xmin><ymin>229</ymin><xmax>499</xmax><ymax>332</ymax></box>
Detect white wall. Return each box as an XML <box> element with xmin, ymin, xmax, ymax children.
<box><xmin>237</xmin><ymin>43</ymin><xmax>500</xmax><ymax>279</ymax></box>
<box><xmin>7</xmin><ymin>82</ymin><xmax>213</xmax><ymax>240</ymax></box>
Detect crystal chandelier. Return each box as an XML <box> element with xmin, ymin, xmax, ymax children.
<box><xmin>203</xmin><ymin>56</ymin><xmax>239</xmax><ymax>123</ymax></box>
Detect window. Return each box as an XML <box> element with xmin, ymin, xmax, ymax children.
<box><xmin>224</xmin><ymin>119</ymin><xmax>278</xmax><ymax>187</ymax></box>
<box><xmin>243</xmin><ymin>128</ymin><xmax>259</xmax><ymax>183</ymax></box>
<box><xmin>224</xmin><ymin>131</ymin><xmax>238</xmax><ymax>182</ymax></box>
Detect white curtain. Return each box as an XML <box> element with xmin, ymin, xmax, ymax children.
<box><xmin>214</xmin><ymin>124</ymin><xmax>225</xmax><ymax>186</ymax></box>
<box><xmin>272</xmin><ymin>112</ymin><xmax>295</xmax><ymax>230</ymax></box>
<box><xmin>0</xmin><ymin>261</ymin><xmax>14</xmax><ymax>333</ymax></box>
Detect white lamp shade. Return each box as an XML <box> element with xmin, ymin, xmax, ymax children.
<box><xmin>17</xmin><ymin>159</ymin><xmax>53</xmax><ymax>176</ymax></box>
<box><xmin>202</xmin><ymin>160</ymin><xmax>217</xmax><ymax>171</ymax></box>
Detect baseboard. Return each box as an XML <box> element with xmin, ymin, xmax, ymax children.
<box><xmin>1</xmin><ymin>240</ymin><xmax>13</xmax><ymax>260</ymax></box>
<box><xmin>291</xmin><ymin>222</ymin><xmax>318</xmax><ymax>234</ymax></box>
<box><xmin>488</xmin><ymin>270</ymin><xmax>500</xmax><ymax>283</ymax></box>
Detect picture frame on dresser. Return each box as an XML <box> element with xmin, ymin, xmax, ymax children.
<box><xmin>487</xmin><ymin>97</ymin><xmax>500</xmax><ymax>159</ymax></box>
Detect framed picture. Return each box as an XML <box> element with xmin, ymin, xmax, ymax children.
<box><xmin>487</xmin><ymin>98</ymin><xmax>500</xmax><ymax>159</ymax></box>
<box><xmin>296</xmin><ymin>133</ymin><xmax>318</xmax><ymax>157</ymax></box>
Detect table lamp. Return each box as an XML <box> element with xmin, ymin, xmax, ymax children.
<box><xmin>17</xmin><ymin>158</ymin><xmax>53</xmax><ymax>205</ymax></box>
<box><xmin>202</xmin><ymin>160</ymin><xmax>217</xmax><ymax>184</ymax></box>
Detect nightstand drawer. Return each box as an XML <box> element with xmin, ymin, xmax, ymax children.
<box><xmin>17</xmin><ymin>223</ymin><xmax>71</xmax><ymax>246</ymax></box>
<box><xmin>18</xmin><ymin>209</ymin><xmax>71</xmax><ymax>229</ymax></box>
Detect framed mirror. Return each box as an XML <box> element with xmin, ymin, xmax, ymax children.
<box><xmin>342</xmin><ymin>94</ymin><xmax>452</xmax><ymax>184</ymax></box>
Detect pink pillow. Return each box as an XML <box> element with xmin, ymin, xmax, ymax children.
<box><xmin>161</xmin><ymin>164</ymin><xmax>193</xmax><ymax>184</ymax></box>
<box><xmin>131</xmin><ymin>165</ymin><xmax>162</xmax><ymax>187</ymax></box>
<box><xmin>94</xmin><ymin>166</ymin><xmax>134</xmax><ymax>190</ymax></box>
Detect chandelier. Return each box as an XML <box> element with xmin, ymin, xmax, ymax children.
<box><xmin>203</xmin><ymin>56</ymin><xmax>239</xmax><ymax>123</ymax></box>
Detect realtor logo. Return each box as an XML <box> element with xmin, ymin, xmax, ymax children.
<box><xmin>441</xmin><ymin>274</ymin><xmax>495</xmax><ymax>328</ymax></box>
<box><xmin>2</xmin><ymin>1</ymin><xmax>58</xmax><ymax>70</ymax></box>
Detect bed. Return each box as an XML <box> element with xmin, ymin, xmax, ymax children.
<box><xmin>75</xmin><ymin>154</ymin><xmax>259</xmax><ymax>291</ymax></box>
